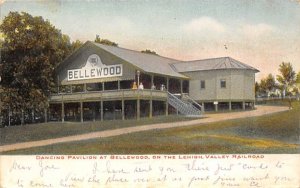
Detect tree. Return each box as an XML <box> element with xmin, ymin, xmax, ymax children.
<box><xmin>71</xmin><ymin>39</ymin><xmax>83</xmax><ymax>51</ymax></box>
<box><xmin>141</xmin><ymin>49</ymin><xmax>158</xmax><ymax>55</ymax></box>
<box><xmin>263</xmin><ymin>74</ymin><xmax>277</xmax><ymax>94</ymax></box>
<box><xmin>94</xmin><ymin>35</ymin><xmax>118</xmax><ymax>46</ymax></box>
<box><xmin>276</xmin><ymin>62</ymin><xmax>296</xmax><ymax>97</ymax></box>
<box><xmin>0</xmin><ymin>11</ymin><xmax>72</xmax><ymax>114</ymax></box>
<box><xmin>296</xmin><ymin>71</ymin><xmax>300</xmax><ymax>84</ymax></box>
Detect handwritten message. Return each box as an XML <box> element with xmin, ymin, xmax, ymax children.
<box><xmin>1</xmin><ymin>155</ymin><xmax>299</xmax><ymax>188</ymax></box>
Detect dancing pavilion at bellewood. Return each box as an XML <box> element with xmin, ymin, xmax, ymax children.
<box><xmin>47</xmin><ymin>41</ymin><xmax>259</xmax><ymax>122</ymax></box>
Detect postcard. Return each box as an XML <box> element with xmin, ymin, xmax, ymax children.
<box><xmin>0</xmin><ymin>0</ymin><xmax>299</xmax><ymax>187</ymax></box>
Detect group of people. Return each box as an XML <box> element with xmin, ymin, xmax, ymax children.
<box><xmin>131</xmin><ymin>81</ymin><xmax>166</xmax><ymax>91</ymax></box>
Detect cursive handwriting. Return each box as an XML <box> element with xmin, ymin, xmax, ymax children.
<box><xmin>10</xmin><ymin>161</ymin><xmax>31</xmax><ymax>172</ymax></box>
<box><xmin>1</xmin><ymin>156</ymin><xmax>298</xmax><ymax>188</ymax></box>
<box><xmin>38</xmin><ymin>160</ymin><xmax>59</xmax><ymax>177</ymax></box>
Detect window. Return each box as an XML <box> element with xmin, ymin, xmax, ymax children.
<box><xmin>220</xmin><ymin>79</ymin><xmax>226</xmax><ymax>88</ymax></box>
<box><xmin>200</xmin><ymin>80</ymin><xmax>205</xmax><ymax>89</ymax></box>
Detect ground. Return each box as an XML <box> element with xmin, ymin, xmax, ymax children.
<box><xmin>0</xmin><ymin>100</ymin><xmax>299</xmax><ymax>154</ymax></box>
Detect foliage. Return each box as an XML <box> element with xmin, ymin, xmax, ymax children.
<box><xmin>296</xmin><ymin>71</ymin><xmax>300</xmax><ymax>83</ymax></box>
<box><xmin>94</xmin><ymin>35</ymin><xmax>118</xmax><ymax>46</ymax></box>
<box><xmin>0</xmin><ymin>11</ymin><xmax>72</xmax><ymax>112</ymax></box>
<box><xmin>71</xmin><ymin>39</ymin><xmax>83</xmax><ymax>52</ymax></box>
<box><xmin>276</xmin><ymin>62</ymin><xmax>296</xmax><ymax>88</ymax></box>
<box><xmin>256</xmin><ymin>74</ymin><xmax>277</xmax><ymax>97</ymax></box>
<box><xmin>141</xmin><ymin>49</ymin><xmax>158</xmax><ymax>55</ymax></box>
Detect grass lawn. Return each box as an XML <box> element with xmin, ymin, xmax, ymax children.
<box><xmin>0</xmin><ymin>115</ymin><xmax>193</xmax><ymax>145</ymax></box>
<box><xmin>3</xmin><ymin>100</ymin><xmax>299</xmax><ymax>154</ymax></box>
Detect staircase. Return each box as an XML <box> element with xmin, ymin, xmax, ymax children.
<box><xmin>167</xmin><ymin>92</ymin><xmax>202</xmax><ymax>117</ymax></box>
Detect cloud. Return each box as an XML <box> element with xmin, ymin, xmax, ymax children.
<box><xmin>240</xmin><ymin>23</ymin><xmax>275</xmax><ymax>38</ymax></box>
<box><xmin>183</xmin><ymin>17</ymin><xmax>226</xmax><ymax>34</ymax></box>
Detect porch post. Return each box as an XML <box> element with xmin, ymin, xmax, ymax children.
<box><xmin>229</xmin><ymin>101</ymin><xmax>232</xmax><ymax>111</ymax></box>
<box><xmin>84</xmin><ymin>83</ymin><xmax>87</xmax><ymax>92</ymax></box>
<box><xmin>180</xmin><ymin>80</ymin><xmax>183</xmax><ymax>95</ymax></box>
<box><xmin>93</xmin><ymin>104</ymin><xmax>96</xmax><ymax>122</ymax></box>
<box><xmin>214</xmin><ymin>103</ymin><xmax>218</xmax><ymax>112</ymax></box>
<box><xmin>242</xmin><ymin>101</ymin><xmax>246</xmax><ymax>110</ymax></box>
<box><xmin>100</xmin><ymin>100</ymin><xmax>103</xmax><ymax>121</ymax></box>
<box><xmin>80</xmin><ymin>101</ymin><xmax>83</xmax><ymax>123</ymax></box>
<box><xmin>61</xmin><ymin>102</ymin><xmax>64</xmax><ymax>123</ymax></box>
<box><xmin>166</xmin><ymin>77</ymin><xmax>169</xmax><ymax>92</ymax></box>
<box><xmin>137</xmin><ymin>99</ymin><xmax>140</xmax><ymax>120</ymax></box>
<box><xmin>149</xmin><ymin>99</ymin><xmax>153</xmax><ymax>118</ymax></box>
<box><xmin>122</xmin><ymin>99</ymin><xmax>125</xmax><ymax>120</ymax></box>
<box><xmin>118</xmin><ymin>80</ymin><xmax>120</xmax><ymax>90</ymax></box>
<box><xmin>165</xmin><ymin>100</ymin><xmax>169</xmax><ymax>116</ymax></box>
<box><xmin>151</xmin><ymin>75</ymin><xmax>154</xmax><ymax>88</ymax></box>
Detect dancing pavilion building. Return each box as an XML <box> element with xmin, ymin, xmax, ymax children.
<box><xmin>48</xmin><ymin>41</ymin><xmax>259</xmax><ymax>122</ymax></box>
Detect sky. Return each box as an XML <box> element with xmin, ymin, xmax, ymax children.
<box><xmin>1</xmin><ymin>0</ymin><xmax>300</xmax><ymax>81</ymax></box>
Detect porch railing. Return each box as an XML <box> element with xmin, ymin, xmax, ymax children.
<box><xmin>50</xmin><ymin>89</ymin><xmax>167</xmax><ymax>102</ymax></box>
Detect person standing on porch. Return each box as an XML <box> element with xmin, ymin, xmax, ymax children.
<box><xmin>151</xmin><ymin>84</ymin><xmax>156</xmax><ymax>90</ymax></box>
<box><xmin>138</xmin><ymin>82</ymin><xmax>144</xmax><ymax>90</ymax></box>
<box><xmin>132</xmin><ymin>81</ymin><xmax>137</xmax><ymax>89</ymax></box>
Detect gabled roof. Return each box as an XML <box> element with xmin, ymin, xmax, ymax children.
<box><xmin>172</xmin><ymin>57</ymin><xmax>259</xmax><ymax>73</ymax></box>
<box><xmin>91</xmin><ymin>42</ymin><xmax>187</xmax><ymax>78</ymax></box>
<box><xmin>57</xmin><ymin>41</ymin><xmax>259</xmax><ymax>79</ymax></box>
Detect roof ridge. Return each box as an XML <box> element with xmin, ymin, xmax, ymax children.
<box><xmin>172</xmin><ymin>57</ymin><xmax>235</xmax><ymax>65</ymax></box>
<box><xmin>91</xmin><ymin>41</ymin><xmax>181</xmax><ymax>63</ymax></box>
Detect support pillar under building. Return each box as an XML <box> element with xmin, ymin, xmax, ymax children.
<box><xmin>122</xmin><ymin>99</ymin><xmax>125</xmax><ymax>120</ymax></box>
<box><xmin>165</xmin><ymin>100</ymin><xmax>169</xmax><ymax>116</ymax></box>
<box><xmin>137</xmin><ymin>99</ymin><xmax>140</xmax><ymax>120</ymax></box>
<box><xmin>80</xmin><ymin>101</ymin><xmax>83</xmax><ymax>123</ymax></box>
<box><xmin>100</xmin><ymin>100</ymin><xmax>103</xmax><ymax>121</ymax></box>
<box><xmin>61</xmin><ymin>102</ymin><xmax>64</xmax><ymax>123</ymax></box>
<box><xmin>149</xmin><ymin>99</ymin><xmax>153</xmax><ymax>118</ymax></box>
<box><xmin>214</xmin><ymin>103</ymin><xmax>218</xmax><ymax>112</ymax></box>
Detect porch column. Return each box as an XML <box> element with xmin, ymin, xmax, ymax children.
<box><xmin>92</xmin><ymin>104</ymin><xmax>96</xmax><ymax>122</ymax></box>
<box><xmin>151</xmin><ymin>75</ymin><xmax>154</xmax><ymax>88</ymax></box>
<box><xmin>102</xmin><ymin>82</ymin><xmax>105</xmax><ymax>91</ymax></box>
<box><xmin>202</xmin><ymin>102</ymin><xmax>205</xmax><ymax>113</ymax></box>
<box><xmin>149</xmin><ymin>99</ymin><xmax>153</xmax><ymax>118</ymax></box>
<box><xmin>80</xmin><ymin>101</ymin><xmax>83</xmax><ymax>123</ymax></box>
<box><xmin>166</xmin><ymin>77</ymin><xmax>169</xmax><ymax>92</ymax></box>
<box><xmin>180</xmin><ymin>80</ymin><xmax>183</xmax><ymax>95</ymax></box>
<box><xmin>84</xmin><ymin>83</ymin><xmax>87</xmax><ymax>92</ymax></box>
<box><xmin>229</xmin><ymin>101</ymin><xmax>232</xmax><ymax>111</ymax></box>
<box><xmin>61</xmin><ymin>102</ymin><xmax>64</xmax><ymax>123</ymax></box>
<box><xmin>122</xmin><ymin>99</ymin><xmax>125</xmax><ymax>120</ymax></box>
<box><xmin>137</xmin><ymin>99</ymin><xmax>140</xmax><ymax>120</ymax></box>
<box><xmin>214</xmin><ymin>103</ymin><xmax>218</xmax><ymax>112</ymax></box>
<box><xmin>165</xmin><ymin>100</ymin><xmax>169</xmax><ymax>116</ymax></box>
<box><xmin>100</xmin><ymin>100</ymin><xmax>103</xmax><ymax>121</ymax></box>
<box><xmin>242</xmin><ymin>101</ymin><xmax>246</xmax><ymax>110</ymax></box>
<box><xmin>118</xmin><ymin>80</ymin><xmax>121</xmax><ymax>90</ymax></box>
<box><xmin>44</xmin><ymin>108</ymin><xmax>47</xmax><ymax>123</ymax></box>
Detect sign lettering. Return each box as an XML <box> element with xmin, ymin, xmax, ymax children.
<box><xmin>67</xmin><ymin>54</ymin><xmax>123</xmax><ymax>81</ymax></box>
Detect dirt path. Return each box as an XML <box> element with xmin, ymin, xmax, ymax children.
<box><xmin>0</xmin><ymin>105</ymin><xmax>289</xmax><ymax>152</ymax></box>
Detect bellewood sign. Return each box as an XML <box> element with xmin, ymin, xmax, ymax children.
<box><xmin>67</xmin><ymin>54</ymin><xmax>123</xmax><ymax>81</ymax></box>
